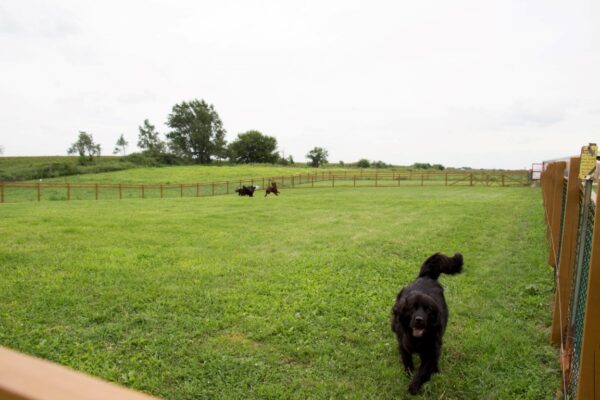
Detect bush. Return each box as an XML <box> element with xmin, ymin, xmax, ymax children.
<box><xmin>124</xmin><ymin>152</ymin><xmax>187</xmax><ymax>167</ymax></box>
<box><xmin>36</xmin><ymin>162</ymin><xmax>78</xmax><ymax>178</ymax></box>
<box><xmin>357</xmin><ymin>159</ymin><xmax>370</xmax><ymax>168</ymax></box>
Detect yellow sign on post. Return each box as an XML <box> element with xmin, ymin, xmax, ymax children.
<box><xmin>579</xmin><ymin>143</ymin><xmax>598</xmax><ymax>180</ymax></box>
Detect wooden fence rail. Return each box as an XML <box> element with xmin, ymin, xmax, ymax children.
<box><xmin>541</xmin><ymin>158</ymin><xmax>599</xmax><ymax>399</ymax></box>
<box><xmin>0</xmin><ymin>171</ymin><xmax>530</xmax><ymax>203</ymax></box>
<box><xmin>0</xmin><ymin>346</ymin><xmax>160</xmax><ymax>400</ymax></box>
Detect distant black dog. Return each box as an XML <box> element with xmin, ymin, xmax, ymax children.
<box><xmin>391</xmin><ymin>253</ymin><xmax>463</xmax><ymax>395</ymax></box>
<box><xmin>235</xmin><ymin>185</ymin><xmax>256</xmax><ymax>197</ymax></box>
<box><xmin>265</xmin><ymin>182</ymin><xmax>279</xmax><ymax>197</ymax></box>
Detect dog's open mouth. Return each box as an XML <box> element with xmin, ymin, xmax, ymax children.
<box><xmin>412</xmin><ymin>328</ymin><xmax>425</xmax><ymax>337</ymax></box>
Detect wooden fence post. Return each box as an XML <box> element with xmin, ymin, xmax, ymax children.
<box><xmin>354</xmin><ymin>175</ymin><xmax>356</xmax><ymax>187</ymax></box>
<box><xmin>551</xmin><ymin>158</ymin><xmax>581</xmax><ymax>345</ymax></box>
<box><xmin>421</xmin><ymin>174</ymin><xmax>424</xmax><ymax>186</ymax></box>
<box><xmin>445</xmin><ymin>173</ymin><xmax>448</xmax><ymax>186</ymax></box>
<box><xmin>160</xmin><ymin>184</ymin><xmax>163</xmax><ymax>199</ymax></box>
<box><xmin>142</xmin><ymin>185</ymin><xmax>145</xmax><ymax>199</ymax></box>
<box><xmin>502</xmin><ymin>174</ymin><xmax>505</xmax><ymax>187</ymax></box>
<box><xmin>470</xmin><ymin>173</ymin><xmax>473</xmax><ymax>186</ymax></box>
<box><xmin>0</xmin><ymin>182</ymin><xmax>4</xmax><ymax>203</ymax></box>
<box><xmin>119</xmin><ymin>184</ymin><xmax>123</xmax><ymax>200</ymax></box>
<box><xmin>576</xmin><ymin>174</ymin><xmax>600</xmax><ymax>400</ymax></box>
<box><xmin>67</xmin><ymin>183</ymin><xmax>71</xmax><ymax>201</ymax></box>
<box><xmin>375</xmin><ymin>173</ymin><xmax>378</xmax><ymax>187</ymax></box>
<box><xmin>95</xmin><ymin>184</ymin><xmax>99</xmax><ymax>200</ymax></box>
<box><xmin>37</xmin><ymin>182</ymin><xmax>41</xmax><ymax>201</ymax></box>
<box><xmin>212</xmin><ymin>182</ymin><xmax>215</xmax><ymax>196</ymax></box>
<box><xmin>180</xmin><ymin>184</ymin><xmax>183</xmax><ymax>198</ymax></box>
<box><xmin>548</xmin><ymin>162</ymin><xmax>566</xmax><ymax>267</ymax></box>
<box><xmin>332</xmin><ymin>175</ymin><xmax>335</xmax><ymax>187</ymax></box>
<box><xmin>312</xmin><ymin>176</ymin><xmax>314</xmax><ymax>188</ymax></box>
<box><xmin>226</xmin><ymin>181</ymin><xmax>229</xmax><ymax>194</ymax></box>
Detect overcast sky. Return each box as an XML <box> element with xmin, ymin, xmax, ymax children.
<box><xmin>1</xmin><ymin>0</ymin><xmax>599</xmax><ymax>169</ymax></box>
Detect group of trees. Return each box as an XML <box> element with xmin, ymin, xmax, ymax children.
<box><xmin>356</xmin><ymin>159</ymin><xmax>391</xmax><ymax>168</ymax></box>
<box><xmin>67</xmin><ymin>132</ymin><xmax>101</xmax><ymax>162</ymax></box>
<box><xmin>68</xmin><ymin>98</ymin><xmax>331</xmax><ymax>167</ymax></box>
<box><xmin>412</xmin><ymin>162</ymin><xmax>445</xmax><ymax>170</ymax></box>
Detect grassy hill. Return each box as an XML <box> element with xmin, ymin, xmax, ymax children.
<box><xmin>0</xmin><ymin>156</ymin><xmax>368</xmax><ymax>183</ymax></box>
<box><xmin>0</xmin><ymin>156</ymin><xmax>136</xmax><ymax>181</ymax></box>
<box><xmin>0</xmin><ymin>156</ymin><xmax>507</xmax><ymax>184</ymax></box>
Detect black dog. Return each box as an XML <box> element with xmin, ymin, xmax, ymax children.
<box><xmin>391</xmin><ymin>253</ymin><xmax>463</xmax><ymax>395</ymax></box>
<box><xmin>235</xmin><ymin>185</ymin><xmax>256</xmax><ymax>197</ymax></box>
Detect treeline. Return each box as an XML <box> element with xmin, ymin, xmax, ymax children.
<box><xmin>67</xmin><ymin>99</ymin><xmax>331</xmax><ymax>168</ymax></box>
<box><xmin>65</xmin><ymin>98</ymin><xmax>446</xmax><ymax>171</ymax></box>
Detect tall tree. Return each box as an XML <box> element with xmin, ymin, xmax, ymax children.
<box><xmin>137</xmin><ymin>119</ymin><xmax>165</xmax><ymax>156</ymax></box>
<box><xmin>166</xmin><ymin>99</ymin><xmax>226</xmax><ymax>164</ymax></box>
<box><xmin>306</xmin><ymin>147</ymin><xmax>329</xmax><ymax>168</ymax></box>
<box><xmin>67</xmin><ymin>131</ymin><xmax>101</xmax><ymax>163</ymax></box>
<box><xmin>113</xmin><ymin>134</ymin><xmax>129</xmax><ymax>155</ymax></box>
<box><xmin>213</xmin><ymin>129</ymin><xmax>228</xmax><ymax>162</ymax></box>
<box><xmin>228</xmin><ymin>131</ymin><xmax>278</xmax><ymax>164</ymax></box>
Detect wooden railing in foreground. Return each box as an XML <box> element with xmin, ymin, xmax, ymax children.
<box><xmin>0</xmin><ymin>346</ymin><xmax>160</xmax><ymax>400</ymax></box>
<box><xmin>0</xmin><ymin>170</ymin><xmax>530</xmax><ymax>203</ymax></box>
<box><xmin>541</xmin><ymin>158</ymin><xmax>600</xmax><ymax>399</ymax></box>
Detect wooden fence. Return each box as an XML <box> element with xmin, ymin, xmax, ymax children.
<box><xmin>542</xmin><ymin>158</ymin><xmax>600</xmax><ymax>399</ymax></box>
<box><xmin>0</xmin><ymin>170</ymin><xmax>530</xmax><ymax>203</ymax></box>
<box><xmin>0</xmin><ymin>346</ymin><xmax>160</xmax><ymax>400</ymax></box>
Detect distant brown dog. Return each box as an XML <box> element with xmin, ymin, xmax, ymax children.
<box><xmin>265</xmin><ymin>182</ymin><xmax>279</xmax><ymax>197</ymax></box>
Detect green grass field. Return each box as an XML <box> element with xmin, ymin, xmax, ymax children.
<box><xmin>0</xmin><ymin>186</ymin><xmax>558</xmax><ymax>399</ymax></box>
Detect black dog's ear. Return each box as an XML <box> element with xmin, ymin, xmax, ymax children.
<box><xmin>393</xmin><ymin>292</ymin><xmax>407</xmax><ymax>315</ymax></box>
<box><xmin>391</xmin><ymin>296</ymin><xmax>405</xmax><ymax>333</ymax></box>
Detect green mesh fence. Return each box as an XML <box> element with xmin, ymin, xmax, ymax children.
<box><xmin>557</xmin><ymin>178</ymin><xmax>568</xmax><ymax>266</ymax></box>
<box><xmin>567</xmin><ymin>184</ymin><xmax>595</xmax><ymax>398</ymax></box>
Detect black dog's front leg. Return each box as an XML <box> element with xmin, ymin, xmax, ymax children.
<box><xmin>399</xmin><ymin>346</ymin><xmax>414</xmax><ymax>375</ymax></box>
<box><xmin>408</xmin><ymin>350</ymin><xmax>440</xmax><ymax>395</ymax></box>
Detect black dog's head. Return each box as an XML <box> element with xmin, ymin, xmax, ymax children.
<box><xmin>393</xmin><ymin>292</ymin><xmax>441</xmax><ymax>338</ymax></box>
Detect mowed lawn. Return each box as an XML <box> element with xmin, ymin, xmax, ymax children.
<box><xmin>0</xmin><ymin>187</ymin><xmax>559</xmax><ymax>399</ymax></box>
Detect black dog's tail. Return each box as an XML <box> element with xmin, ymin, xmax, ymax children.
<box><xmin>418</xmin><ymin>253</ymin><xmax>463</xmax><ymax>280</ymax></box>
